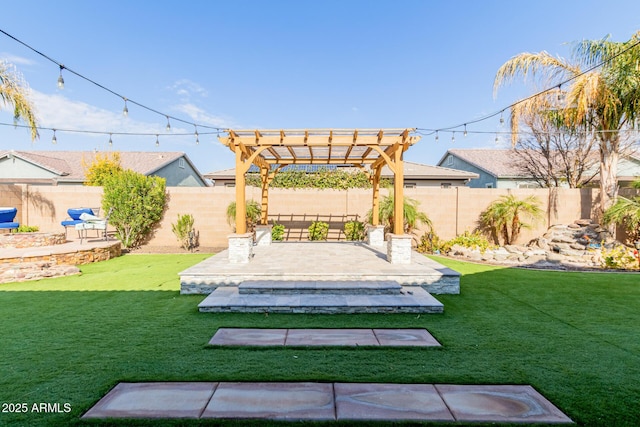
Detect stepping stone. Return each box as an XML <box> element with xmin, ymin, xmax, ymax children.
<box><xmin>335</xmin><ymin>383</ymin><xmax>454</xmax><ymax>421</ymax></box>
<box><xmin>435</xmin><ymin>384</ymin><xmax>573</xmax><ymax>423</ymax></box>
<box><xmin>201</xmin><ymin>382</ymin><xmax>335</xmax><ymax>420</ymax></box>
<box><xmin>209</xmin><ymin>328</ymin><xmax>287</xmax><ymax>346</ymax></box>
<box><xmin>373</xmin><ymin>328</ymin><xmax>441</xmax><ymax>346</ymax></box>
<box><xmin>82</xmin><ymin>382</ymin><xmax>217</xmax><ymax>419</ymax></box>
<box><xmin>285</xmin><ymin>329</ymin><xmax>379</xmax><ymax>346</ymax></box>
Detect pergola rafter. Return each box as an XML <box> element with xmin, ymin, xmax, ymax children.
<box><xmin>219</xmin><ymin>128</ymin><xmax>420</xmax><ymax>235</ymax></box>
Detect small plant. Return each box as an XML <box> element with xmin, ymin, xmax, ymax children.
<box><xmin>308</xmin><ymin>221</ymin><xmax>329</xmax><ymax>241</ymax></box>
<box><xmin>171</xmin><ymin>213</ymin><xmax>196</xmax><ymax>251</ymax></box>
<box><xmin>271</xmin><ymin>222</ymin><xmax>285</xmax><ymax>241</ymax></box>
<box><xmin>226</xmin><ymin>200</ymin><xmax>261</xmax><ymax>233</ymax></box>
<box><xmin>344</xmin><ymin>220</ymin><xmax>365</xmax><ymax>241</ymax></box>
<box><xmin>446</xmin><ymin>230</ymin><xmax>496</xmax><ymax>254</ymax></box>
<box><xmin>480</xmin><ymin>194</ymin><xmax>543</xmax><ymax>245</ymax></box>
<box><xmin>17</xmin><ymin>225</ymin><xmax>39</xmax><ymax>233</ymax></box>
<box><xmin>416</xmin><ymin>230</ymin><xmax>450</xmax><ymax>254</ymax></box>
<box><xmin>601</xmin><ymin>246</ymin><xmax>639</xmax><ymax>270</ymax></box>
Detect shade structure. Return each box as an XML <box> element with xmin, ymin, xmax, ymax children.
<box><xmin>218</xmin><ymin>128</ymin><xmax>420</xmax><ymax>235</ymax></box>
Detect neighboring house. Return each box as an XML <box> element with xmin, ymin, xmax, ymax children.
<box><xmin>0</xmin><ymin>150</ymin><xmax>209</xmax><ymax>187</ymax></box>
<box><xmin>204</xmin><ymin>161</ymin><xmax>479</xmax><ymax>188</ymax></box>
<box><xmin>438</xmin><ymin>149</ymin><xmax>640</xmax><ymax>189</ymax></box>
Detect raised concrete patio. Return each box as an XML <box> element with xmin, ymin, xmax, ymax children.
<box><xmin>83</xmin><ymin>382</ymin><xmax>573</xmax><ymax>423</ymax></box>
<box><xmin>180</xmin><ymin>242</ymin><xmax>460</xmax><ymax>295</ymax></box>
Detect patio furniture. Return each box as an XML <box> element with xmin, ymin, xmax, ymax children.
<box><xmin>61</xmin><ymin>208</ymin><xmax>99</xmax><ymax>238</ymax></box>
<box><xmin>0</xmin><ymin>207</ymin><xmax>19</xmax><ymax>232</ymax></box>
<box><xmin>75</xmin><ymin>208</ymin><xmax>113</xmax><ymax>244</ymax></box>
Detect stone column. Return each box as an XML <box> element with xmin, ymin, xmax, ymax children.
<box><xmin>387</xmin><ymin>234</ymin><xmax>412</xmax><ymax>264</ymax></box>
<box><xmin>254</xmin><ymin>225</ymin><xmax>273</xmax><ymax>246</ymax></box>
<box><xmin>228</xmin><ymin>233</ymin><xmax>254</xmax><ymax>263</ymax></box>
<box><xmin>367</xmin><ymin>225</ymin><xmax>386</xmax><ymax>247</ymax></box>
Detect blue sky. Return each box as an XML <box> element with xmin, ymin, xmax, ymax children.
<box><xmin>1</xmin><ymin>0</ymin><xmax>639</xmax><ymax>173</ymax></box>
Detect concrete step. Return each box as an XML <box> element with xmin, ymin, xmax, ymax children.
<box><xmin>239</xmin><ymin>280</ymin><xmax>402</xmax><ymax>295</ymax></box>
<box><xmin>198</xmin><ymin>286</ymin><xmax>444</xmax><ymax>314</ymax></box>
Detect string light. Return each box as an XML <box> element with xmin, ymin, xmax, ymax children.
<box><xmin>194</xmin><ymin>125</ymin><xmax>199</xmax><ymax>145</ymax></box>
<box><xmin>451</xmin><ymin>131</ymin><xmax>455</xmax><ymax>143</ymax></box>
<box><xmin>51</xmin><ymin>129</ymin><xmax>57</xmax><ymax>144</ymax></box>
<box><xmin>108</xmin><ymin>133</ymin><xmax>113</xmax><ymax>147</ymax></box>
<box><xmin>155</xmin><ymin>134</ymin><xmax>159</xmax><ymax>147</ymax></box>
<box><xmin>165</xmin><ymin>116</ymin><xmax>171</xmax><ymax>131</ymax></box>
<box><xmin>495</xmin><ymin>133</ymin><xmax>499</xmax><ymax>143</ymax></box>
<box><xmin>57</xmin><ymin>65</ymin><xmax>64</xmax><ymax>89</ymax></box>
<box><xmin>463</xmin><ymin>124</ymin><xmax>468</xmax><ymax>137</ymax></box>
<box><xmin>499</xmin><ymin>111</ymin><xmax>505</xmax><ymax>125</ymax></box>
<box><xmin>435</xmin><ymin>131</ymin><xmax>439</xmax><ymax>141</ymax></box>
<box><xmin>122</xmin><ymin>98</ymin><xmax>129</xmax><ymax>117</ymax></box>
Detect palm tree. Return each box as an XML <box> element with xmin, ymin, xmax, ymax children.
<box><xmin>494</xmin><ymin>32</ymin><xmax>640</xmax><ymax>218</ymax></box>
<box><xmin>0</xmin><ymin>61</ymin><xmax>38</xmax><ymax>140</ymax></box>
<box><xmin>480</xmin><ymin>194</ymin><xmax>543</xmax><ymax>245</ymax></box>
<box><xmin>366</xmin><ymin>193</ymin><xmax>432</xmax><ymax>235</ymax></box>
<box><xmin>603</xmin><ymin>195</ymin><xmax>640</xmax><ymax>242</ymax></box>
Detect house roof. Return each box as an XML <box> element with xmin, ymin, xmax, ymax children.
<box><xmin>204</xmin><ymin>161</ymin><xmax>478</xmax><ymax>181</ymax></box>
<box><xmin>0</xmin><ymin>150</ymin><xmax>197</xmax><ymax>183</ymax></box>
<box><xmin>438</xmin><ymin>149</ymin><xmax>527</xmax><ymax>178</ymax></box>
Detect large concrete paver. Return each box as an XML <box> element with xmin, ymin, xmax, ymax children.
<box><xmin>208</xmin><ymin>328</ymin><xmax>442</xmax><ymax>347</ymax></box>
<box><xmin>83</xmin><ymin>382</ymin><xmax>573</xmax><ymax>423</ymax></box>
<box><xmin>202</xmin><ymin>382</ymin><xmax>334</xmax><ymax>420</ymax></box>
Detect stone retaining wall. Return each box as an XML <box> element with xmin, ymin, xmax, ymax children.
<box><xmin>0</xmin><ymin>242</ymin><xmax>122</xmax><ymax>284</ymax></box>
<box><xmin>0</xmin><ymin>232</ymin><xmax>66</xmax><ymax>249</ymax></box>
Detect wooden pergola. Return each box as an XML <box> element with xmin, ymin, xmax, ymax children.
<box><xmin>218</xmin><ymin>128</ymin><xmax>421</xmax><ymax>236</ymax></box>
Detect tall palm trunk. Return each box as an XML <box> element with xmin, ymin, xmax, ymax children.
<box><xmin>599</xmin><ymin>135</ymin><xmax>619</xmax><ymax>223</ymax></box>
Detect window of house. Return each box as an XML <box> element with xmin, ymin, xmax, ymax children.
<box><xmin>404</xmin><ymin>182</ymin><xmax>416</xmax><ymax>189</ymax></box>
<box><xmin>441</xmin><ymin>183</ymin><xmax>451</xmax><ymax>189</ymax></box>
<box><xmin>485</xmin><ymin>183</ymin><xmax>494</xmax><ymax>188</ymax></box>
<box><xmin>178</xmin><ymin>158</ymin><xmax>185</xmax><ymax>169</ymax></box>
<box><xmin>446</xmin><ymin>155</ymin><xmax>453</xmax><ymax>166</ymax></box>
<box><xmin>225</xmin><ymin>182</ymin><xmax>235</xmax><ymax>188</ymax></box>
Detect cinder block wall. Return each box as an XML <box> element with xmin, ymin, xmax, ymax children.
<box><xmin>0</xmin><ymin>184</ymin><xmax>24</xmax><ymax>225</ymax></box>
<box><xmin>15</xmin><ymin>185</ymin><xmax>601</xmax><ymax>248</ymax></box>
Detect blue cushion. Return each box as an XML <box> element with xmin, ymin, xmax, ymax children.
<box><xmin>67</xmin><ymin>208</ymin><xmax>94</xmax><ymax>221</ymax></box>
<box><xmin>61</xmin><ymin>219</ymin><xmax>84</xmax><ymax>227</ymax></box>
<box><xmin>0</xmin><ymin>222</ymin><xmax>19</xmax><ymax>229</ymax></box>
<box><xmin>0</xmin><ymin>207</ymin><xmax>17</xmax><ymax>223</ymax></box>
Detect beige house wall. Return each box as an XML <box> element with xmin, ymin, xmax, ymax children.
<box><xmin>2</xmin><ymin>185</ymin><xmax>601</xmax><ymax>248</ymax></box>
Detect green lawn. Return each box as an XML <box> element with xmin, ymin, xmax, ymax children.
<box><xmin>1</xmin><ymin>254</ymin><xmax>638</xmax><ymax>426</ymax></box>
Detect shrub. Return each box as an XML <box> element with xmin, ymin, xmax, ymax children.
<box><xmin>480</xmin><ymin>194</ymin><xmax>543</xmax><ymax>245</ymax></box>
<box><xmin>344</xmin><ymin>220</ymin><xmax>365</xmax><ymax>241</ymax></box>
<box><xmin>366</xmin><ymin>193</ymin><xmax>432</xmax><ymax>234</ymax></box>
<box><xmin>102</xmin><ymin>170</ymin><xmax>166</xmax><ymax>248</ymax></box>
<box><xmin>603</xmin><ymin>195</ymin><xmax>640</xmax><ymax>242</ymax></box>
<box><xmin>416</xmin><ymin>231</ymin><xmax>450</xmax><ymax>254</ymax></box>
<box><xmin>447</xmin><ymin>230</ymin><xmax>496</xmax><ymax>254</ymax></box>
<box><xmin>226</xmin><ymin>200</ymin><xmax>261</xmax><ymax>233</ymax></box>
<box><xmin>601</xmin><ymin>246</ymin><xmax>639</xmax><ymax>270</ymax></box>
<box><xmin>271</xmin><ymin>222</ymin><xmax>285</xmax><ymax>241</ymax></box>
<box><xmin>82</xmin><ymin>152</ymin><xmax>123</xmax><ymax>186</ymax></box>
<box><xmin>17</xmin><ymin>225</ymin><xmax>39</xmax><ymax>233</ymax></box>
<box><xmin>245</xmin><ymin>168</ymin><xmax>390</xmax><ymax>189</ymax></box>
<box><xmin>171</xmin><ymin>213</ymin><xmax>196</xmax><ymax>250</ymax></box>
<box><xmin>308</xmin><ymin>221</ymin><xmax>329</xmax><ymax>241</ymax></box>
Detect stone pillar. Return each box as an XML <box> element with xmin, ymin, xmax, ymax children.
<box><xmin>254</xmin><ymin>225</ymin><xmax>272</xmax><ymax>246</ymax></box>
<box><xmin>228</xmin><ymin>233</ymin><xmax>253</xmax><ymax>263</ymax></box>
<box><xmin>367</xmin><ymin>225</ymin><xmax>386</xmax><ymax>247</ymax></box>
<box><xmin>387</xmin><ymin>234</ymin><xmax>412</xmax><ymax>264</ymax></box>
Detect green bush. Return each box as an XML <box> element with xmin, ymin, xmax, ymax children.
<box><xmin>308</xmin><ymin>221</ymin><xmax>329</xmax><ymax>241</ymax></box>
<box><xmin>344</xmin><ymin>220</ymin><xmax>365</xmax><ymax>241</ymax></box>
<box><xmin>271</xmin><ymin>222</ymin><xmax>285</xmax><ymax>241</ymax></box>
<box><xmin>416</xmin><ymin>231</ymin><xmax>450</xmax><ymax>254</ymax></box>
<box><xmin>246</xmin><ymin>169</ymin><xmax>391</xmax><ymax>190</ymax></box>
<box><xmin>226</xmin><ymin>200</ymin><xmax>261</xmax><ymax>233</ymax></box>
<box><xmin>102</xmin><ymin>170</ymin><xmax>166</xmax><ymax>249</ymax></box>
<box><xmin>17</xmin><ymin>225</ymin><xmax>39</xmax><ymax>233</ymax></box>
<box><xmin>446</xmin><ymin>230</ymin><xmax>496</xmax><ymax>254</ymax></box>
<box><xmin>171</xmin><ymin>213</ymin><xmax>196</xmax><ymax>250</ymax></box>
<box><xmin>601</xmin><ymin>246</ymin><xmax>639</xmax><ymax>270</ymax></box>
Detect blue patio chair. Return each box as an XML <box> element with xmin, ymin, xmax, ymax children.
<box><xmin>61</xmin><ymin>207</ymin><xmax>97</xmax><ymax>239</ymax></box>
<box><xmin>0</xmin><ymin>207</ymin><xmax>19</xmax><ymax>232</ymax></box>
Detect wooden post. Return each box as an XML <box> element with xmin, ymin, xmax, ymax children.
<box><xmin>260</xmin><ymin>166</ymin><xmax>269</xmax><ymax>225</ymax></box>
<box><xmin>393</xmin><ymin>143</ymin><xmax>404</xmax><ymax>235</ymax></box>
<box><xmin>371</xmin><ymin>165</ymin><xmax>381</xmax><ymax>226</ymax></box>
<box><xmin>234</xmin><ymin>146</ymin><xmax>246</xmax><ymax>234</ymax></box>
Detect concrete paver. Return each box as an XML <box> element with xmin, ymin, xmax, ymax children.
<box><xmin>83</xmin><ymin>382</ymin><xmax>573</xmax><ymax>423</ymax></box>
<box><xmin>208</xmin><ymin>328</ymin><xmax>442</xmax><ymax>347</ymax></box>
<box><xmin>202</xmin><ymin>382</ymin><xmax>335</xmax><ymax>420</ymax></box>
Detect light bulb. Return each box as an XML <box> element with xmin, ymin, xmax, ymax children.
<box><xmin>495</xmin><ymin>134</ymin><xmax>499</xmax><ymax>143</ymax></box>
<box><xmin>194</xmin><ymin>125</ymin><xmax>199</xmax><ymax>144</ymax></box>
<box><xmin>463</xmin><ymin>124</ymin><xmax>468</xmax><ymax>137</ymax></box>
<box><xmin>435</xmin><ymin>131</ymin><xmax>439</xmax><ymax>142</ymax></box>
<box><xmin>122</xmin><ymin>98</ymin><xmax>128</xmax><ymax>117</ymax></box>
<box><xmin>52</xmin><ymin>130</ymin><xmax>57</xmax><ymax>145</ymax></box>
<box><xmin>451</xmin><ymin>132</ymin><xmax>455</xmax><ymax>143</ymax></box>
<box><xmin>166</xmin><ymin>116</ymin><xmax>171</xmax><ymax>131</ymax></box>
<box><xmin>57</xmin><ymin>65</ymin><xmax>64</xmax><ymax>89</ymax></box>
<box><xmin>500</xmin><ymin>113</ymin><xmax>505</xmax><ymax>125</ymax></box>
<box><xmin>108</xmin><ymin>134</ymin><xmax>113</xmax><ymax>147</ymax></box>
<box><xmin>155</xmin><ymin>135</ymin><xmax>159</xmax><ymax>147</ymax></box>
